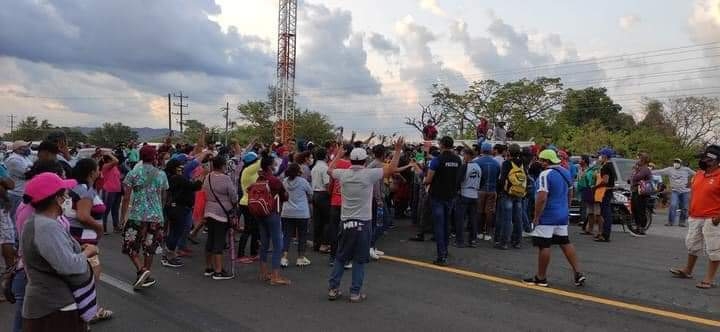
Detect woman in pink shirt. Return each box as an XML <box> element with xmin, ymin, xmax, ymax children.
<box><xmin>100</xmin><ymin>153</ymin><xmax>121</xmax><ymax>234</ymax></box>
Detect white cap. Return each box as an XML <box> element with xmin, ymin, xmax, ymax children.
<box><xmin>350</xmin><ymin>148</ymin><xmax>368</xmax><ymax>161</ymax></box>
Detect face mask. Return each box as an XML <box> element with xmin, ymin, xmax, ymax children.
<box><xmin>699</xmin><ymin>159</ymin><xmax>709</xmax><ymax>171</ymax></box>
<box><xmin>673</xmin><ymin>163</ymin><xmax>681</xmax><ymax>169</ymax></box>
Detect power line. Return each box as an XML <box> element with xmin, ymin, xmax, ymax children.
<box><xmin>172</xmin><ymin>91</ymin><xmax>189</xmax><ymax>133</ymax></box>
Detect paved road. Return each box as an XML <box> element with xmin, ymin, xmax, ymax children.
<box><xmin>2</xmin><ymin>211</ymin><xmax>719</xmax><ymax>331</ymax></box>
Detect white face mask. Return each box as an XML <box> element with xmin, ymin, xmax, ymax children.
<box><xmin>673</xmin><ymin>162</ymin><xmax>681</xmax><ymax>169</ymax></box>
<box><xmin>61</xmin><ymin>197</ymin><xmax>74</xmax><ymax>217</ymax></box>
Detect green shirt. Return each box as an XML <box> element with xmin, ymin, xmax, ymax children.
<box><xmin>123</xmin><ymin>164</ymin><xmax>169</xmax><ymax>224</ymax></box>
<box><xmin>126</xmin><ymin>148</ymin><xmax>140</xmax><ymax>163</ymax></box>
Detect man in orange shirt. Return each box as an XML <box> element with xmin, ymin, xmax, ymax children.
<box><xmin>670</xmin><ymin>145</ymin><xmax>720</xmax><ymax>289</ymax></box>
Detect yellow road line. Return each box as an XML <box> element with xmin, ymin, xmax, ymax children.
<box><xmin>382</xmin><ymin>255</ymin><xmax>720</xmax><ymax>328</ymax></box>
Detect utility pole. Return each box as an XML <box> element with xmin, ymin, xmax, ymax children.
<box><xmin>172</xmin><ymin>91</ymin><xmax>189</xmax><ymax>134</ymax></box>
<box><xmin>222</xmin><ymin>101</ymin><xmax>230</xmax><ymax>146</ymax></box>
<box><xmin>8</xmin><ymin>114</ymin><xmax>15</xmax><ymax>134</ymax></box>
<box><xmin>167</xmin><ymin>93</ymin><xmax>172</xmax><ymax>136</ymax></box>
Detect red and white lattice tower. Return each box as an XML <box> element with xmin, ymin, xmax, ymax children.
<box><xmin>274</xmin><ymin>0</ymin><xmax>297</xmax><ymax>143</ymax></box>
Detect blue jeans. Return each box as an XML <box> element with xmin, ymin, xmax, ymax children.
<box><xmin>102</xmin><ymin>191</ymin><xmax>121</xmax><ymax>231</ymax></box>
<box><xmin>601</xmin><ymin>191</ymin><xmax>613</xmax><ymax>239</ymax></box>
<box><xmin>431</xmin><ymin>198</ymin><xmax>454</xmax><ymax>259</ymax></box>
<box><xmin>166</xmin><ymin>207</ymin><xmax>191</xmax><ymax>252</ymax></box>
<box><xmin>370</xmin><ymin>201</ymin><xmax>390</xmax><ymax>247</ymax></box>
<box><xmin>177</xmin><ymin>208</ymin><xmax>193</xmax><ymax>250</ymax></box>
<box><xmin>498</xmin><ymin>195</ymin><xmax>523</xmax><ymax>245</ymax></box>
<box><xmin>259</xmin><ymin>212</ymin><xmax>284</xmax><ymax>269</ymax></box>
<box><xmin>669</xmin><ymin>191</ymin><xmax>690</xmax><ymax>226</ymax></box>
<box><xmin>329</xmin><ymin>256</ymin><xmax>366</xmax><ymax>295</ymax></box>
<box><xmin>12</xmin><ymin>269</ymin><xmax>26</xmax><ymax>332</ymax></box>
<box><xmin>454</xmin><ymin>196</ymin><xmax>478</xmax><ymax>245</ymax></box>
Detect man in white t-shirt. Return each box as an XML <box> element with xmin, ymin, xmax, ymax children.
<box><xmin>454</xmin><ymin>148</ymin><xmax>482</xmax><ymax>248</ymax></box>
<box><xmin>326</xmin><ymin>137</ymin><xmax>404</xmax><ymax>303</ymax></box>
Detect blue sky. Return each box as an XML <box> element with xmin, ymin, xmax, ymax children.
<box><xmin>0</xmin><ymin>0</ymin><xmax>718</xmax><ymax>138</ymax></box>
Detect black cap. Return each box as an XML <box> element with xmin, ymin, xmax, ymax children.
<box><xmin>699</xmin><ymin>145</ymin><xmax>720</xmax><ymax>160</ymax></box>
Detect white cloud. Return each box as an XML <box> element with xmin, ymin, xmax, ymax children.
<box><xmin>619</xmin><ymin>14</ymin><xmax>641</xmax><ymax>31</ymax></box>
<box><xmin>418</xmin><ymin>0</ymin><xmax>446</xmax><ymax>17</ymax></box>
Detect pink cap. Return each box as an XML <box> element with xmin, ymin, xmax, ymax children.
<box><xmin>24</xmin><ymin>172</ymin><xmax>77</xmax><ymax>204</ymax></box>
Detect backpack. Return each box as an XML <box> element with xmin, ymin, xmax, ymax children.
<box><xmin>505</xmin><ymin>161</ymin><xmax>527</xmax><ymax>198</ymax></box>
<box><xmin>247</xmin><ymin>176</ymin><xmax>276</xmax><ymax>218</ymax></box>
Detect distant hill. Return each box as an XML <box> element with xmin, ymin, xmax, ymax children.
<box><xmin>74</xmin><ymin>127</ymin><xmax>169</xmax><ymax>142</ymax></box>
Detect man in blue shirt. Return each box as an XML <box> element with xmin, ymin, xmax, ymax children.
<box><xmin>474</xmin><ymin>143</ymin><xmax>500</xmax><ymax>241</ymax></box>
<box><xmin>523</xmin><ymin>150</ymin><xmax>586</xmax><ymax>288</ymax></box>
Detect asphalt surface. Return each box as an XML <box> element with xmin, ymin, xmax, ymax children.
<box><xmin>2</xmin><ymin>211</ymin><xmax>719</xmax><ymax>331</ymax></box>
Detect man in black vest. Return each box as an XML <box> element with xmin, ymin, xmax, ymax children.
<box><xmin>423</xmin><ymin>136</ymin><xmax>462</xmax><ymax>266</ymax></box>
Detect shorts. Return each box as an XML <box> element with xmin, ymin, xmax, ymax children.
<box><xmin>686</xmin><ymin>218</ymin><xmax>720</xmax><ymax>261</ymax></box>
<box><xmin>531</xmin><ymin>225</ymin><xmax>570</xmax><ymax>248</ymax></box>
<box><xmin>477</xmin><ymin>192</ymin><xmax>497</xmax><ymax>215</ymax></box>
<box><xmin>205</xmin><ymin>218</ymin><xmax>228</xmax><ymax>255</ymax></box>
<box><xmin>585</xmin><ymin>203</ymin><xmax>601</xmax><ymax>215</ymax></box>
<box><xmin>121</xmin><ymin>221</ymin><xmax>164</xmax><ymax>257</ymax></box>
<box><xmin>336</xmin><ymin>221</ymin><xmax>371</xmax><ymax>264</ymax></box>
<box><xmin>0</xmin><ymin>209</ymin><xmax>16</xmax><ymax>245</ymax></box>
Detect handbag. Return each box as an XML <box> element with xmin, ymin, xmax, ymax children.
<box><xmin>208</xmin><ymin>174</ymin><xmax>243</xmax><ymax>231</ymax></box>
<box><xmin>638</xmin><ymin>180</ymin><xmax>656</xmax><ymax>196</ymax></box>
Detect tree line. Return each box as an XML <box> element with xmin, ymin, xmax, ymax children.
<box><xmin>406</xmin><ymin>77</ymin><xmax>720</xmax><ymax>165</ymax></box>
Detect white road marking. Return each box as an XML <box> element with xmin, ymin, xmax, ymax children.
<box><xmin>100</xmin><ymin>274</ymin><xmax>136</xmax><ymax>295</ymax></box>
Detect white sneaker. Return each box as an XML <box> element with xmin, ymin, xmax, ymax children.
<box><xmin>485</xmin><ymin>235</ymin><xmax>493</xmax><ymax>241</ymax></box>
<box><xmin>344</xmin><ymin>262</ymin><xmax>352</xmax><ymax>269</ymax></box>
<box><xmin>296</xmin><ymin>257</ymin><xmax>311</xmax><ymax>267</ymax></box>
<box><xmin>374</xmin><ymin>249</ymin><xmax>385</xmax><ymax>256</ymax></box>
<box><xmin>369</xmin><ymin>248</ymin><xmax>380</xmax><ymax>260</ymax></box>
<box><xmin>280</xmin><ymin>257</ymin><xmax>289</xmax><ymax>268</ymax></box>
<box><xmin>477</xmin><ymin>234</ymin><xmax>483</xmax><ymax>240</ymax></box>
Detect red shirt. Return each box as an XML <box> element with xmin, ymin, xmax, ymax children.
<box><xmin>689</xmin><ymin>168</ymin><xmax>720</xmax><ymax>218</ymax></box>
<box><xmin>330</xmin><ymin>159</ymin><xmax>351</xmax><ymax>206</ymax></box>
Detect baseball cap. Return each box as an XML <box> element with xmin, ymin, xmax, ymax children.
<box><xmin>12</xmin><ymin>140</ymin><xmax>29</xmax><ymax>150</ymax></box>
<box><xmin>350</xmin><ymin>148</ymin><xmax>368</xmax><ymax>161</ymax></box>
<box><xmin>171</xmin><ymin>153</ymin><xmax>192</xmax><ymax>164</ymax></box>
<box><xmin>481</xmin><ymin>142</ymin><xmax>493</xmax><ymax>153</ymax></box>
<box><xmin>24</xmin><ymin>172</ymin><xmax>77</xmax><ymax>204</ymax></box>
<box><xmin>243</xmin><ymin>151</ymin><xmax>259</xmax><ymax>164</ymax></box>
<box><xmin>698</xmin><ymin>145</ymin><xmax>720</xmax><ymax>160</ymax></box>
<box><xmin>539</xmin><ymin>149</ymin><xmax>561</xmax><ymax>164</ymax></box>
<box><xmin>598</xmin><ymin>147</ymin><xmax>615</xmax><ymax>158</ymax></box>
<box><xmin>673</xmin><ymin>158</ymin><xmax>683</xmax><ymax>163</ymax></box>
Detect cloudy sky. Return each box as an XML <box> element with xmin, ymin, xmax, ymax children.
<box><xmin>2</xmin><ymin>0</ymin><xmax>720</xmax><ymax>139</ymax></box>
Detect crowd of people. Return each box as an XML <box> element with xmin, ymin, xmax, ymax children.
<box><xmin>0</xmin><ymin>129</ymin><xmax>719</xmax><ymax>332</ymax></box>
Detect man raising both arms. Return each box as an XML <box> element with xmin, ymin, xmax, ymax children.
<box><xmin>327</xmin><ymin>137</ymin><xmax>403</xmax><ymax>303</ymax></box>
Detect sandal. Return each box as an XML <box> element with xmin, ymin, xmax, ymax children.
<box><xmin>669</xmin><ymin>268</ymin><xmax>693</xmax><ymax>279</ymax></box>
<box><xmin>593</xmin><ymin>236</ymin><xmax>610</xmax><ymax>242</ymax></box>
<box><xmin>695</xmin><ymin>281</ymin><xmax>716</xmax><ymax>289</ymax></box>
<box><xmin>89</xmin><ymin>307</ymin><xmax>113</xmax><ymax>324</ymax></box>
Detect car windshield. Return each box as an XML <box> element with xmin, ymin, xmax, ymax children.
<box><xmin>613</xmin><ymin>158</ymin><xmax>636</xmax><ymax>183</ymax></box>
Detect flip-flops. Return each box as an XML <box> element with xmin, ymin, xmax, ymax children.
<box><xmin>696</xmin><ymin>281</ymin><xmax>716</xmax><ymax>289</ymax></box>
<box><xmin>669</xmin><ymin>268</ymin><xmax>693</xmax><ymax>279</ymax></box>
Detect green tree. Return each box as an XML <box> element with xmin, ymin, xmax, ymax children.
<box><xmin>4</xmin><ymin>116</ymin><xmax>45</xmax><ymax>141</ymax></box>
<box><xmin>639</xmin><ymin>99</ymin><xmax>674</xmax><ymax>136</ymax></box>
<box><xmin>560</xmin><ymin>87</ymin><xmax>624</xmax><ymax>128</ymax></box>
<box><xmin>665</xmin><ymin>96</ymin><xmax>720</xmax><ymax>149</ymax></box>
<box><xmin>181</xmin><ymin>120</ymin><xmax>209</xmax><ymax>145</ymax></box>
<box><xmin>234</xmin><ymin>100</ymin><xmax>274</xmax><ymax>143</ymax></box>
<box><xmin>88</xmin><ymin>122</ymin><xmax>139</xmax><ymax>147</ymax></box>
<box><xmin>294</xmin><ymin>110</ymin><xmax>335</xmax><ymax>144</ymax></box>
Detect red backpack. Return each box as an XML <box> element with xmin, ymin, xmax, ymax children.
<box><xmin>247</xmin><ymin>176</ymin><xmax>276</xmax><ymax>218</ymax></box>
